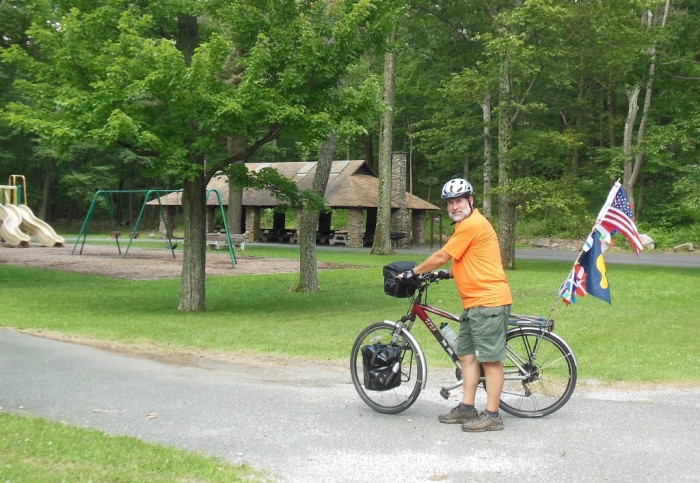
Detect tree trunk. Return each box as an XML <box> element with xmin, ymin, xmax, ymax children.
<box><xmin>462</xmin><ymin>154</ymin><xmax>470</xmax><ymax>183</ymax></box>
<box><xmin>38</xmin><ymin>159</ymin><xmax>55</xmax><ymax>220</ymax></box>
<box><xmin>226</xmin><ymin>135</ymin><xmax>247</xmax><ymax>234</ymax></box>
<box><xmin>179</xmin><ymin>169</ymin><xmax>207</xmax><ymax>312</ymax></box>
<box><xmin>623</xmin><ymin>83</ymin><xmax>640</xmax><ymax>195</ymax></box>
<box><xmin>298</xmin><ymin>133</ymin><xmax>337</xmax><ymax>293</ymax></box>
<box><xmin>227</xmin><ymin>184</ymin><xmax>243</xmax><ymax>234</ymax></box>
<box><xmin>482</xmin><ymin>94</ymin><xmax>493</xmax><ymax>219</ymax></box>
<box><xmin>371</xmin><ymin>28</ymin><xmax>397</xmax><ymax>256</ymax></box>
<box><xmin>607</xmin><ymin>84</ymin><xmax>617</xmax><ymax>149</ymax></box>
<box><xmin>497</xmin><ymin>57</ymin><xmax>516</xmax><ymax>270</ymax></box>
<box><xmin>626</xmin><ymin>0</ymin><xmax>669</xmax><ymax>212</ymax></box>
<box><xmin>176</xmin><ymin>15</ymin><xmax>199</xmax><ymax>66</ymax></box>
<box><xmin>571</xmin><ymin>73</ymin><xmax>585</xmax><ymax>175</ymax></box>
<box><xmin>364</xmin><ymin>134</ymin><xmax>374</xmax><ymax>170</ymax></box>
<box><xmin>174</xmin><ymin>13</ymin><xmax>207</xmax><ymax>312</ymax></box>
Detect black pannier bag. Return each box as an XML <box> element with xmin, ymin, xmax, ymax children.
<box><xmin>383</xmin><ymin>261</ymin><xmax>417</xmax><ymax>298</ymax></box>
<box><xmin>361</xmin><ymin>343</ymin><xmax>403</xmax><ymax>391</ymax></box>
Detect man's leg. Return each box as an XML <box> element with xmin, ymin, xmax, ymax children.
<box><xmin>460</xmin><ymin>353</ymin><xmax>480</xmax><ymax>405</ymax></box>
<box><xmin>438</xmin><ymin>353</ymin><xmax>480</xmax><ymax>424</ymax></box>
<box><xmin>461</xmin><ymin>305</ymin><xmax>509</xmax><ymax>432</ymax></box>
<box><xmin>481</xmin><ymin>361</ymin><xmax>504</xmax><ymax>413</ymax></box>
<box><xmin>438</xmin><ymin>309</ymin><xmax>480</xmax><ymax>424</ymax></box>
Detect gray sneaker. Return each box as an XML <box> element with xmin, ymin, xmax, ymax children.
<box><xmin>461</xmin><ymin>411</ymin><xmax>504</xmax><ymax>432</ymax></box>
<box><xmin>438</xmin><ymin>404</ymin><xmax>478</xmax><ymax>424</ymax></box>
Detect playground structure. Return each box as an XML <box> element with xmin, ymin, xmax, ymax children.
<box><xmin>0</xmin><ymin>175</ymin><xmax>65</xmax><ymax>248</ymax></box>
<box><xmin>72</xmin><ymin>189</ymin><xmax>237</xmax><ymax>267</ymax></box>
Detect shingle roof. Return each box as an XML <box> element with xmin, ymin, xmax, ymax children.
<box><xmin>151</xmin><ymin>160</ymin><xmax>439</xmax><ymax>210</ymax></box>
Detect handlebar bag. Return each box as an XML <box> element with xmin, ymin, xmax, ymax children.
<box><xmin>383</xmin><ymin>261</ymin><xmax>417</xmax><ymax>298</ymax></box>
<box><xmin>361</xmin><ymin>343</ymin><xmax>403</xmax><ymax>391</ymax></box>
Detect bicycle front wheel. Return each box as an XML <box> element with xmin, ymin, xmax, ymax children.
<box><xmin>350</xmin><ymin>321</ymin><xmax>425</xmax><ymax>414</ymax></box>
<box><xmin>500</xmin><ymin>328</ymin><xmax>577</xmax><ymax>418</ymax></box>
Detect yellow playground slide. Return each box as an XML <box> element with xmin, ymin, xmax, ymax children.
<box><xmin>0</xmin><ymin>204</ymin><xmax>64</xmax><ymax>247</ymax></box>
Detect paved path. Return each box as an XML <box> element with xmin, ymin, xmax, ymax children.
<box><xmin>515</xmin><ymin>247</ymin><xmax>699</xmax><ymax>267</ymax></box>
<box><xmin>2</xmin><ymin>329</ymin><xmax>699</xmax><ymax>482</ymax></box>
<box><xmin>405</xmin><ymin>244</ymin><xmax>699</xmax><ymax>268</ymax></box>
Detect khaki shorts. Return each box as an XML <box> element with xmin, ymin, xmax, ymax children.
<box><xmin>456</xmin><ymin>305</ymin><xmax>511</xmax><ymax>362</ymax></box>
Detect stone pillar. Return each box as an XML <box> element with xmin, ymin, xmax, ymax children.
<box><xmin>245</xmin><ymin>207</ymin><xmax>261</xmax><ymax>242</ymax></box>
<box><xmin>390</xmin><ymin>152</ymin><xmax>410</xmax><ymax>248</ymax></box>
<box><xmin>347</xmin><ymin>208</ymin><xmax>364</xmax><ymax>247</ymax></box>
<box><xmin>206</xmin><ymin>207</ymin><xmax>216</xmax><ymax>233</ymax></box>
<box><xmin>412</xmin><ymin>210</ymin><xmax>427</xmax><ymax>246</ymax></box>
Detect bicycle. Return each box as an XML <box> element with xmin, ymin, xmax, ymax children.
<box><xmin>350</xmin><ymin>270</ymin><xmax>578</xmax><ymax>418</ymax></box>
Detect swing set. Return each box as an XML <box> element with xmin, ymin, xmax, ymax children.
<box><xmin>71</xmin><ymin>189</ymin><xmax>236</xmax><ymax>267</ymax></box>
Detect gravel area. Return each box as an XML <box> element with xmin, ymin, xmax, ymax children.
<box><xmin>0</xmin><ymin>243</ymin><xmax>346</xmax><ymax>280</ymax></box>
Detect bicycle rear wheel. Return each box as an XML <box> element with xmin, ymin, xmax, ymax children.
<box><xmin>350</xmin><ymin>321</ymin><xmax>424</xmax><ymax>414</ymax></box>
<box><xmin>500</xmin><ymin>328</ymin><xmax>577</xmax><ymax>418</ymax></box>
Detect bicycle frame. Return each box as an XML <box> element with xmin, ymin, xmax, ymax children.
<box><xmin>395</xmin><ymin>281</ymin><xmax>573</xmax><ymax>398</ymax></box>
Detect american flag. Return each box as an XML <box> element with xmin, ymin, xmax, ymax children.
<box><xmin>597</xmin><ymin>183</ymin><xmax>644</xmax><ymax>253</ymax></box>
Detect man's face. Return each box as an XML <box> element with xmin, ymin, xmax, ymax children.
<box><xmin>446</xmin><ymin>196</ymin><xmax>472</xmax><ymax>223</ymax></box>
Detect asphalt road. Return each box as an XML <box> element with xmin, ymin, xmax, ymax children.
<box><xmin>1</xmin><ymin>329</ymin><xmax>699</xmax><ymax>482</ymax></box>
<box><xmin>411</xmin><ymin>245</ymin><xmax>700</xmax><ymax>268</ymax></box>
<box><xmin>513</xmin><ymin>246</ymin><xmax>700</xmax><ymax>268</ymax></box>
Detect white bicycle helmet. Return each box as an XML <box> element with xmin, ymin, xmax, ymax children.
<box><xmin>441</xmin><ymin>178</ymin><xmax>473</xmax><ymax>200</ymax></box>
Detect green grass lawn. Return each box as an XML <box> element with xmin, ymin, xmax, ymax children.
<box><xmin>2</xmin><ymin>245</ymin><xmax>699</xmax><ymax>481</ymax></box>
<box><xmin>0</xmin><ymin>412</ymin><xmax>265</xmax><ymax>482</ymax></box>
<box><xmin>2</xmin><ymin>245</ymin><xmax>699</xmax><ymax>383</ymax></box>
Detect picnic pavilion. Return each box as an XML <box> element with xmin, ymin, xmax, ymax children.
<box><xmin>151</xmin><ymin>158</ymin><xmax>439</xmax><ymax>248</ymax></box>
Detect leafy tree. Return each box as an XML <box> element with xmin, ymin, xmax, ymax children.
<box><xmin>3</xmin><ymin>0</ymin><xmax>395</xmax><ymax>311</ymax></box>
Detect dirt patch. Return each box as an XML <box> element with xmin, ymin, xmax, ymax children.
<box><xmin>0</xmin><ymin>243</ymin><xmax>351</xmax><ymax>280</ymax></box>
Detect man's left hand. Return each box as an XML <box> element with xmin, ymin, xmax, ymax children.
<box><xmin>396</xmin><ymin>268</ymin><xmax>416</xmax><ymax>280</ymax></box>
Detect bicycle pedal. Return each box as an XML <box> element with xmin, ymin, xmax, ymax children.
<box><xmin>439</xmin><ymin>388</ymin><xmax>450</xmax><ymax>399</ymax></box>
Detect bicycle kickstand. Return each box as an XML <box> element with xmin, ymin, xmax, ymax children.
<box><xmin>439</xmin><ymin>380</ymin><xmax>463</xmax><ymax>400</ymax></box>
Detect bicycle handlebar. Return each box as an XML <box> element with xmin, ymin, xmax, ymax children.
<box><xmin>395</xmin><ymin>270</ymin><xmax>450</xmax><ymax>289</ymax></box>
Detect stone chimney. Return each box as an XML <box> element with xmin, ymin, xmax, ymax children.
<box><xmin>390</xmin><ymin>152</ymin><xmax>410</xmax><ymax>248</ymax></box>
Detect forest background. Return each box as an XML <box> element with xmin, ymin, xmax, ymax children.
<box><xmin>1</xmin><ymin>0</ymin><xmax>699</xmax><ymax>310</ymax></box>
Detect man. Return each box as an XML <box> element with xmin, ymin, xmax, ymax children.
<box><xmin>400</xmin><ymin>178</ymin><xmax>512</xmax><ymax>432</ymax></box>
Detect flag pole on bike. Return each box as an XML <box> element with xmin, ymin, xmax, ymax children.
<box><xmin>558</xmin><ymin>180</ymin><xmax>644</xmax><ymax>307</ymax></box>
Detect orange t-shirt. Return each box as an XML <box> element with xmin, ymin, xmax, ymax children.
<box><xmin>442</xmin><ymin>209</ymin><xmax>512</xmax><ymax>309</ymax></box>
